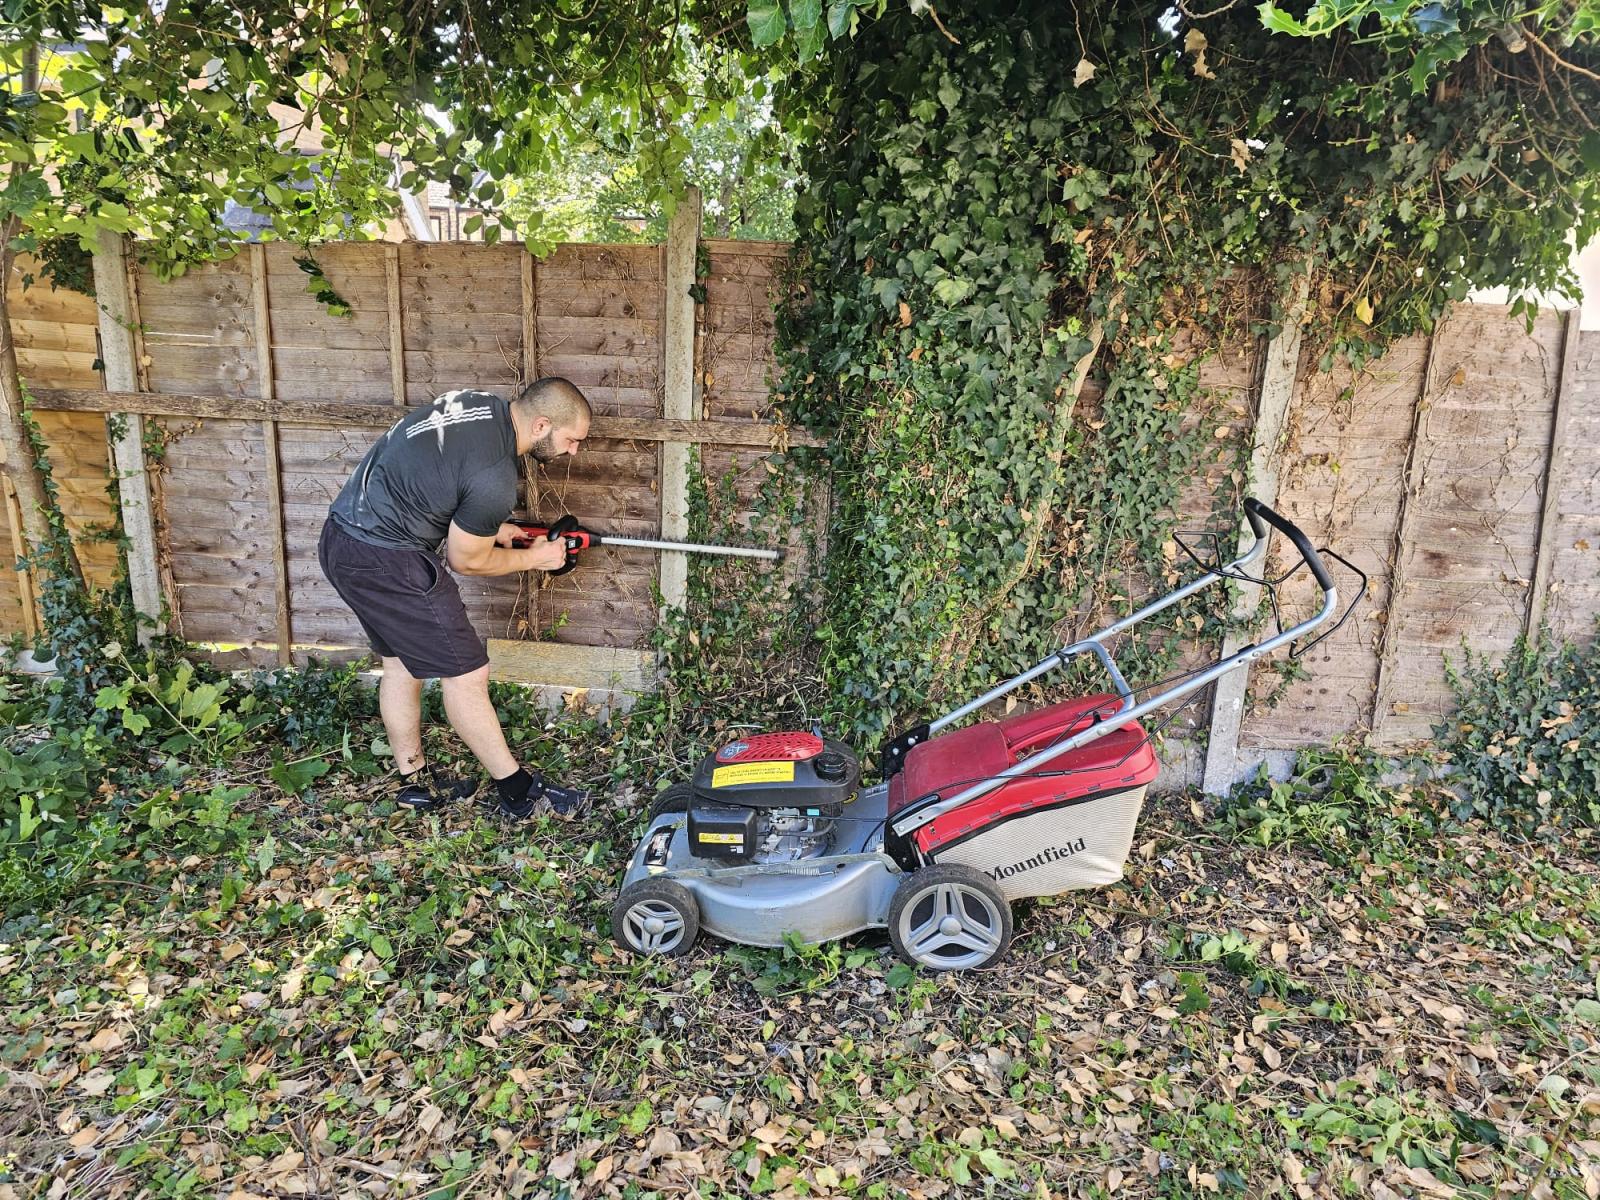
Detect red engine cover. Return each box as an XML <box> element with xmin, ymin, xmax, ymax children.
<box><xmin>715</xmin><ymin>732</ymin><xmax>824</xmax><ymax>763</ymax></box>
<box><xmin>887</xmin><ymin>694</ymin><xmax>1159</xmax><ymax>854</ymax></box>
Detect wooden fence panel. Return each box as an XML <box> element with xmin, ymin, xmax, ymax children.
<box><xmin>1369</xmin><ymin>305</ymin><xmax>1568</xmax><ymax>745</ymax></box>
<box><xmin>401</xmin><ymin>243</ymin><xmax>524</xmax><ymax>407</ymax></box>
<box><xmin>702</xmin><ymin>240</ymin><xmax>785</xmax><ymax>424</ymax></box>
<box><xmin>136</xmin><ymin>255</ymin><xmax>272</xmax><ymax>661</ymax></box>
<box><xmin>264</xmin><ymin>243</ymin><xmax>394</xmax><ymax>405</ymax></box>
<box><xmin>1241</xmin><ymin>334</ymin><xmax>1429</xmax><ymax>747</ymax></box>
<box><xmin>154</xmin><ymin>416</ymin><xmax>277</xmax><ymax>663</ymax></box>
<box><xmin>528</xmin><ymin>244</ymin><xmax>666</xmax><ymax>648</ymax></box>
<box><xmin>534</xmin><ymin>244</ymin><xmax>662</xmax><ymax>417</ymax></box>
<box><xmin>3</xmin><ymin>257</ymin><xmax>116</xmax><ymax>638</ymax></box>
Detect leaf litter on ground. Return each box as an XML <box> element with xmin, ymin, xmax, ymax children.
<box><xmin>2</xmin><ymin>724</ymin><xmax>1599</xmax><ymax>1200</ymax></box>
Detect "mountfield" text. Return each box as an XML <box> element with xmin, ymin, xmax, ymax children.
<box><xmin>988</xmin><ymin>837</ymin><xmax>1088</xmax><ymax>881</ymax></box>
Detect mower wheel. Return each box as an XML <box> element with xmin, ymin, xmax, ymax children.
<box><xmin>612</xmin><ymin>878</ymin><xmax>700</xmax><ymax>958</ymax></box>
<box><xmin>648</xmin><ymin>783</ymin><xmax>693</xmax><ymax>820</ymax></box>
<box><xmin>888</xmin><ymin>864</ymin><xmax>1012</xmax><ymax>972</ymax></box>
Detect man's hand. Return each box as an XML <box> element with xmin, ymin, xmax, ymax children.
<box><xmin>493</xmin><ymin>523</ymin><xmax>526</xmax><ymax>547</ymax></box>
<box><xmin>525</xmin><ymin>537</ymin><xmax>570</xmax><ymax>572</ymax></box>
<box><xmin>447</xmin><ymin>521</ymin><xmax>570</xmax><ymax>576</ymax></box>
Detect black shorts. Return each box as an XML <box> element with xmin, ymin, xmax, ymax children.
<box><xmin>317</xmin><ymin>518</ymin><xmax>490</xmax><ymax>679</ymax></box>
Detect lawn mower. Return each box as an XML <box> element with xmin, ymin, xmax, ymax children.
<box><xmin>611</xmin><ymin>498</ymin><xmax>1364</xmax><ymax>971</ymax></box>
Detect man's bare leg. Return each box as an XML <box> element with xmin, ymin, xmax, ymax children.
<box><xmin>439</xmin><ymin>663</ymin><xmax>518</xmax><ymax>779</ymax></box>
<box><xmin>379</xmin><ymin>656</ymin><xmax>425</xmax><ymax>774</ymax></box>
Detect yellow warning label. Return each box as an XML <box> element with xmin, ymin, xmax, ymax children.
<box><xmin>697</xmin><ymin>832</ymin><xmax>744</xmax><ymax>844</ymax></box>
<box><xmin>711</xmin><ymin>761</ymin><xmax>796</xmax><ymax>788</ymax></box>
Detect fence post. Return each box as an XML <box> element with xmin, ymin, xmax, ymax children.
<box><xmin>659</xmin><ymin>188</ymin><xmax>703</xmax><ymax>616</ymax></box>
<box><xmin>1368</xmin><ymin>316</ymin><xmax>1443</xmax><ymax>746</ymax></box>
<box><xmin>91</xmin><ymin>229</ymin><xmax>164</xmax><ymax>643</ymax></box>
<box><xmin>2</xmin><ymin>477</ymin><xmax>39</xmax><ymax>639</ymax></box>
<box><xmin>250</xmin><ymin>244</ymin><xmax>293</xmax><ymax>666</ymax></box>
<box><xmin>1200</xmin><ymin>268</ymin><xmax>1310</xmax><ymax>796</ymax></box>
<box><xmin>1525</xmin><ymin>307</ymin><xmax>1580</xmax><ymax>637</ymax></box>
<box><xmin>518</xmin><ymin>247</ymin><xmax>541</xmax><ymax>638</ymax></box>
<box><xmin>386</xmin><ymin>243</ymin><xmax>407</xmax><ymax>407</ymax></box>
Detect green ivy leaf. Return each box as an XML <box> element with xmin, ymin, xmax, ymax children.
<box><xmin>1257</xmin><ymin>2</ymin><xmax>1307</xmax><ymax>34</ymax></box>
<box><xmin>269</xmin><ymin>755</ymin><xmax>331</xmax><ymax>796</ymax></box>
<box><xmin>1581</xmin><ymin>132</ymin><xmax>1600</xmax><ymax>174</ymax></box>
<box><xmin>790</xmin><ymin>0</ymin><xmax>822</xmax><ymax>33</ymax></box>
<box><xmin>747</xmin><ymin>0</ymin><xmax>787</xmax><ymax>47</ymax></box>
<box><xmin>931</xmin><ymin>277</ymin><xmax>974</xmax><ymax>305</ymax></box>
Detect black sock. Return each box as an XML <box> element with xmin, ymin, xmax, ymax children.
<box><xmin>494</xmin><ymin>767</ymin><xmax>537</xmax><ymax>815</ymax></box>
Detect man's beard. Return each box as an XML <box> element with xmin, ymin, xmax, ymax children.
<box><xmin>529</xmin><ymin>431</ymin><xmax>559</xmax><ymax>462</ymax></box>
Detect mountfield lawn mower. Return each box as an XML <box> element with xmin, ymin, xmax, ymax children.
<box><xmin>611</xmin><ymin>499</ymin><xmax>1364</xmax><ymax>971</ymax></box>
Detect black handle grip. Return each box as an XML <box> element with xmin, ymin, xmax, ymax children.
<box><xmin>1244</xmin><ymin>498</ymin><xmax>1334</xmax><ymax>592</ymax></box>
<box><xmin>547</xmin><ymin>514</ymin><xmax>582</xmax><ymax>576</ymax></box>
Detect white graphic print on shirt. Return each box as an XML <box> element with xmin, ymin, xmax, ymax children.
<box><xmin>404</xmin><ymin>389</ymin><xmax>496</xmax><ymax>449</ymax></box>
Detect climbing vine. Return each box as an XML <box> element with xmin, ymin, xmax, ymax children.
<box><xmin>647</xmin><ymin>0</ymin><xmax>1599</xmax><ymax>753</ymax></box>
<box><xmin>12</xmin><ymin>392</ymin><xmax>146</xmax><ymax>722</ymax></box>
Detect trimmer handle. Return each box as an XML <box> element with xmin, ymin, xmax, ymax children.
<box><xmin>512</xmin><ymin>514</ymin><xmax>597</xmax><ymax>576</ymax></box>
<box><xmin>1243</xmin><ymin>498</ymin><xmax>1333</xmax><ymax>593</ymax></box>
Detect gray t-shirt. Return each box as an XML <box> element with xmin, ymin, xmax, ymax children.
<box><xmin>329</xmin><ymin>389</ymin><xmax>519</xmax><ymax>551</ymax></box>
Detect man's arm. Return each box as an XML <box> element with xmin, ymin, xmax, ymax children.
<box><xmin>446</xmin><ymin>521</ymin><xmax>568</xmax><ymax>577</ymax></box>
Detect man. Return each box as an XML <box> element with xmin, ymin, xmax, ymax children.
<box><xmin>318</xmin><ymin>377</ymin><xmax>591</xmax><ymax>817</ymax></box>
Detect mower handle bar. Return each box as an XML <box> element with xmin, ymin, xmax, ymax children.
<box><xmin>891</xmin><ymin>498</ymin><xmax>1339</xmax><ymax>839</ymax></box>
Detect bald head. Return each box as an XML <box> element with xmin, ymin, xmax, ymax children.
<box><xmin>516</xmin><ymin>377</ymin><xmax>590</xmax><ymax>426</ymax></box>
<box><xmin>513</xmin><ymin>377</ymin><xmax>590</xmax><ymax>462</ymax></box>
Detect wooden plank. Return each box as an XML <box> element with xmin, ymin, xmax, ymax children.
<box><xmin>533</xmin><ymin>353</ymin><xmax>662</xmax><ymax>382</ymax></box>
<box><xmin>401</xmin><ymin>312</ymin><xmax>523</xmax><ymax>343</ymax></box>
<box><xmin>29</xmin><ymin>387</ymin><xmax>824</xmax><ymax>446</ymax></box>
<box><xmin>1203</xmin><ymin>265</ymin><xmax>1309</xmax><ymax>795</ymax></box>
<box><xmin>252</xmin><ymin>244</ymin><xmax>293</xmax><ymax>666</ymax></box>
<box><xmin>270</xmin><ymin>346</ymin><xmax>394</xmax><ymax>382</ymax></box>
<box><xmin>538</xmin><ymin>245</ymin><xmax>663</xmax><ymax>283</ymax></box>
<box><xmin>536</xmin><ymin>283</ymin><xmax>662</xmax><ymax>320</ymax></box>
<box><xmin>660</xmin><ymin>188</ymin><xmax>701</xmax><ymax>615</ymax></box>
<box><xmin>1526</xmin><ymin>308</ymin><xmax>1581</xmax><ymax>635</ymax></box>
<box><xmin>386</xmin><ymin>243</ymin><xmax>405</xmax><ymax>406</ymax></box>
<box><xmin>10</xmin><ymin>318</ymin><xmax>99</xmax><ymax>351</ymax></box>
<box><xmin>14</xmin><ymin>346</ymin><xmax>100</xmax><ymax>374</ymax></box>
<box><xmin>397</xmin><ymin>275</ymin><xmax>522</xmax><ymax>312</ymax></box>
<box><xmin>93</xmin><ymin>229</ymin><xmax>164</xmax><ymax>641</ymax></box>
<box><xmin>4</xmin><ymin>285</ymin><xmax>98</xmax><ymax>325</ymax></box>
<box><xmin>536</xmin><ymin>315</ymin><xmax>662</xmax><ymax>347</ymax></box>
<box><xmin>521</xmin><ymin>250</ymin><xmax>538</xmax><ymax>388</ymax></box>
<box><xmin>486</xmin><ymin>638</ymin><xmax>655</xmax><ymax>691</ymax></box>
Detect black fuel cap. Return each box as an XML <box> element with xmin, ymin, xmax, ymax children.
<box><xmin>815</xmin><ymin>751</ymin><xmax>850</xmax><ymax>781</ymax></box>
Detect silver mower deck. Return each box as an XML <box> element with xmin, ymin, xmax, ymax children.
<box><xmin>619</xmin><ymin>783</ymin><xmax>902</xmax><ymax>947</ymax></box>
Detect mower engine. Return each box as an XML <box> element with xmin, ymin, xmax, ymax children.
<box><xmin>682</xmin><ymin>733</ymin><xmax>861</xmax><ymax>864</ymax></box>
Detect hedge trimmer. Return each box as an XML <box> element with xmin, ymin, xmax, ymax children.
<box><xmin>512</xmin><ymin>515</ymin><xmax>782</xmax><ymax>576</ymax></box>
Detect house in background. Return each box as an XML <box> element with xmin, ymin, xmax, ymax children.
<box><xmin>403</xmin><ymin>176</ymin><xmax>504</xmax><ymax>242</ymax></box>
